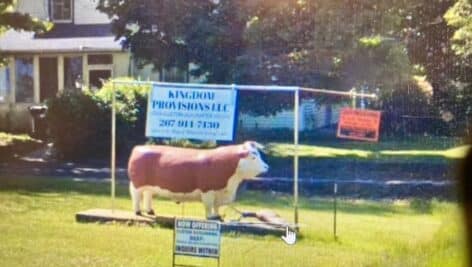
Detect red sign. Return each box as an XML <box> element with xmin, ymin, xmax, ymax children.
<box><xmin>337</xmin><ymin>108</ymin><xmax>381</xmax><ymax>142</ymax></box>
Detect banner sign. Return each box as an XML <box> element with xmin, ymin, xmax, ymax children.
<box><xmin>146</xmin><ymin>84</ymin><xmax>238</xmax><ymax>141</ymax></box>
<box><xmin>174</xmin><ymin>218</ymin><xmax>221</xmax><ymax>259</ymax></box>
<box><xmin>337</xmin><ymin>108</ymin><xmax>381</xmax><ymax>142</ymax></box>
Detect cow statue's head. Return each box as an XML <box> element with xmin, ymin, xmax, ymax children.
<box><xmin>236</xmin><ymin>141</ymin><xmax>269</xmax><ymax>178</ymax></box>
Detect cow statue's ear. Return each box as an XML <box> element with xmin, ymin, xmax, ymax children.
<box><xmin>245</xmin><ymin>141</ymin><xmax>265</xmax><ymax>151</ymax></box>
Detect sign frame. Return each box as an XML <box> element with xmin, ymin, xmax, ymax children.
<box><xmin>109</xmin><ymin>80</ymin><xmax>377</xmax><ymax>233</ymax></box>
<box><xmin>336</xmin><ymin>107</ymin><xmax>382</xmax><ymax>142</ymax></box>
<box><xmin>145</xmin><ymin>84</ymin><xmax>239</xmax><ymax>142</ymax></box>
<box><xmin>172</xmin><ymin>218</ymin><xmax>221</xmax><ymax>267</ymax></box>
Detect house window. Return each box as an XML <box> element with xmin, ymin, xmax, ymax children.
<box><xmin>51</xmin><ymin>0</ymin><xmax>72</xmax><ymax>22</ymax></box>
<box><xmin>87</xmin><ymin>54</ymin><xmax>113</xmax><ymax>90</ymax></box>
<box><xmin>0</xmin><ymin>67</ymin><xmax>10</xmax><ymax>103</ymax></box>
<box><xmin>87</xmin><ymin>54</ymin><xmax>113</xmax><ymax>65</ymax></box>
<box><xmin>64</xmin><ymin>57</ymin><xmax>83</xmax><ymax>91</ymax></box>
<box><xmin>15</xmin><ymin>57</ymin><xmax>34</xmax><ymax>103</ymax></box>
<box><xmin>89</xmin><ymin>70</ymin><xmax>111</xmax><ymax>90</ymax></box>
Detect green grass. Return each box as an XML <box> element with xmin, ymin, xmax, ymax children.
<box><xmin>267</xmin><ymin>143</ymin><xmax>470</xmax><ymax>160</ymax></box>
<box><xmin>0</xmin><ymin>132</ymin><xmax>38</xmax><ymax>147</ymax></box>
<box><xmin>0</xmin><ymin>132</ymin><xmax>42</xmax><ymax>161</ymax></box>
<box><xmin>0</xmin><ymin>177</ymin><xmax>466</xmax><ymax>267</ymax></box>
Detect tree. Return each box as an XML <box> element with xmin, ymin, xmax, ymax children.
<box><xmin>443</xmin><ymin>0</ymin><xmax>472</xmax><ymax>135</ymax></box>
<box><xmin>97</xmin><ymin>0</ymin><xmax>450</xmax><ymax>118</ymax></box>
<box><xmin>0</xmin><ymin>0</ymin><xmax>52</xmax><ymax>64</ymax></box>
<box><xmin>444</xmin><ymin>0</ymin><xmax>472</xmax><ymax>58</ymax></box>
<box><xmin>97</xmin><ymin>0</ymin><xmax>246</xmax><ymax>83</ymax></box>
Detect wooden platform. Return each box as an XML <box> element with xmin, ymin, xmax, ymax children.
<box><xmin>76</xmin><ymin>209</ymin><xmax>287</xmax><ymax>236</ymax></box>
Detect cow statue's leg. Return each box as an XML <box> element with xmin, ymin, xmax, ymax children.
<box><xmin>129</xmin><ymin>182</ymin><xmax>143</xmax><ymax>216</ymax></box>
<box><xmin>143</xmin><ymin>190</ymin><xmax>155</xmax><ymax>215</ymax></box>
<box><xmin>213</xmin><ymin>205</ymin><xmax>221</xmax><ymax>217</ymax></box>
<box><xmin>202</xmin><ymin>192</ymin><xmax>223</xmax><ymax>221</ymax></box>
<box><xmin>201</xmin><ymin>192</ymin><xmax>214</xmax><ymax>218</ymax></box>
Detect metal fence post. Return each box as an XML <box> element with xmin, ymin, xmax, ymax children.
<box><xmin>294</xmin><ymin>87</ymin><xmax>300</xmax><ymax>228</ymax></box>
<box><xmin>111</xmin><ymin>81</ymin><xmax>116</xmax><ymax>213</ymax></box>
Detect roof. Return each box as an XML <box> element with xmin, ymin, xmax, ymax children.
<box><xmin>36</xmin><ymin>24</ymin><xmax>115</xmax><ymax>38</ymax></box>
<box><xmin>0</xmin><ymin>24</ymin><xmax>124</xmax><ymax>53</ymax></box>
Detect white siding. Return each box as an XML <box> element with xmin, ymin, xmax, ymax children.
<box><xmin>133</xmin><ymin>63</ymin><xmax>207</xmax><ymax>83</ymax></box>
<box><xmin>16</xmin><ymin>0</ymin><xmax>110</xmax><ymax>24</ymax></box>
<box><xmin>16</xmin><ymin>0</ymin><xmax>49</xmax><ymax>20</ymax></box>
<box><xmin>112</xmin><ymin>53</ymin><xmax>130</xmax><ymax>77</ymax></box>
<box><xmin>74</xmin><ymin>0</ymin><xmax>110</xmax><ymax>24</ymax></box>
<box><xmin>239</xmin><ymin>101</ymin><xmax>346</xmax><ymax>131</ymax></box>
<box><xmin>133</xmin><ymin>64</ymin><xmax>161</xmax><ymax>81</ymax></box>
<box><xmin>239</xmin><ymin>108</ymin><xmax>305</xmax><ymax>130</ymax></box>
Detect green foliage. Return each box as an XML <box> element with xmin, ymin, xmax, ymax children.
<box><xmin>444</xmin><ymin>0</ymin><xmax>472</xmax><ymax>58</ymax></box>
<box><xmin>376</xmin><ymin>79</ymin><xmax>443</xmax><ymax>136</ymax></box>
<box><xmin>46</xmin><ymin>78</ymin><xmax>151</xmax><ymax>159</ymax></box>
<box><xmin>98</xmin><ymin>0</ymin><xmax>471</xmax><ymax>130</ymax></box>
<box><xmin>410</xmin><ymin>198</ymin><xmax>433</xmax><ymax>213</ymax></box>
<box><xmin>97</xmin><ymin>0</ymin><xmax>422</xmax><ymax>116</ymax></box>
<box><xmin>93</xmin><ymin>78</ymin><xmax>150</xmax><ymax>143</ymax></box>
<box><xmin>436</xmin><ymin>81</ymin><xmax>472</xmax><ymax>136</ymax></box>
<box><xmin>46</xmin><ymin>92</ymin><xmax>110</xmax><ymax>159</ymax></box>
<box><xmin>159</xmin><ymin>139</ymin><xmax>217</xmax><ymax>149</ymax></box>
<box><xmin>359</xmin><ymin>35</ymin><xmax>384</xmax><ymax>48</ymax></box>
<box><xmin>93</xmin><ymin>78</ymin><xmax>150</xmax><ymax>151</ymax></box>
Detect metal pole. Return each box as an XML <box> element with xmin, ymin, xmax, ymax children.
<box><xmin>300</xmin><ymin>87</ymin><xmax>377</xmax><ymax>99</ymax></box>
<box><xmin>334</xmin><ymin>181</ymin><xmax>338</xmax><ymax>240</ymax></box>
<box><xmin>293</xmin><ymin>87</ymin><xmax>300</xmax><ymax>228</ymax></box>
<box><xmin>351</xmin><ymin>88</ymin><xmax>357</xmax><ymax>108</ymax></box>
<box><xmin>172</xmin><ymin>220</ymin><xmax>176</xmax><ymax>267</ymax></box>
<box><xmin>111</xmin><ymin>81</ymin><xmax>116</xmax><ymax>213</ymax></box>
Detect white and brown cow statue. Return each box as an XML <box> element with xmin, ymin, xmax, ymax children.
<box><xmin>128</xmin><ymin>141</ymin><xmax>269</xmax><ymax>219</ymax></box>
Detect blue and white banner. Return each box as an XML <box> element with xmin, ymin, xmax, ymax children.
<box><xmin>146</xmin><ymin>84</ymin><xmax>238</xmax><ymax>141</ymax></box>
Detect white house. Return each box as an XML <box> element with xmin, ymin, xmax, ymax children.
<box><xmin>0</xmin><ymin>0</ymin><xmax>192</xmax><ymax>131</ymax></box>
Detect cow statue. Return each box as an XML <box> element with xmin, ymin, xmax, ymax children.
<box><xmin>127</xmin><ymin>141</ymin><xmax>269</xmax><ymax>220</ymax></box>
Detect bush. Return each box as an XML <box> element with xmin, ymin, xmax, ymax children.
<box><xmin>410</xmin><ymin>198</ymin><xmax>433</xmax><ymax>214</ymax></box>
<box><xmin>46</xmin><ymin>78</ymin><xmax>151</xmax><ymax>160</ymax></box>
<box><xmin>377</xmin><ymin>80</ymin><xmax>446</xmax><ymax>136</ymax></box>
<box><xmin>93</xmin><ymin>78</ymin><xmax>150</xmax><ymax>149</ymax></box>
<box><xmin>46</xmin><ymin>92</ymin><xmax>110</xmax><ymax>159</ymax></box>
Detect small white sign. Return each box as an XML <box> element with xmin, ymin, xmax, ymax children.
<box><xmin>146</xmin><ymin>84</ymin><xmax>238</xmax><ymax>141</ymax></box>
<box><xmin>174</xmin><ymin>219</ymin><xmax>221</xmax><ymax>258</ymax></box>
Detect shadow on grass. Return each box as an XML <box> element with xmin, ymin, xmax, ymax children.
<box><xmin>237</xmin><ymin>191</ymin><xmax>419</xmax><ymax>216</ymax></box>
<box><xmin>0</xmin><ymin>176</ymin><xmax>130</xmax><ymax>198</ymax></box>
<box><xmin>0</xmin><ymin>176</ymin><xmax>434</xmax><ymax>217</ymax></box>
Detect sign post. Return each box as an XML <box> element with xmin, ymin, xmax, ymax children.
<box><xmin>111</xmin><ymin>81</ymin><xmax>116</xmax><ymax>213</ymax></box>
<box><xmin>293</xmin><ymin>88</ymin><xmax>300</xmax><ymax>229</ymax></box>
<box><xmin>173</xmin><ymin>218</ymin><xmax>221</xmax><ymax>267</ymax></box>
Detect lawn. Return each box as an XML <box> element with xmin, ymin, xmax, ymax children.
<box><xmin>0</xmin><ymin>132</ymin><xmax>42</xmax><ymax>161</ymax></box>
<box><xmin>266</xmin><ymin>143</ymin><xmax>470</xmax><ymax>160</ymax></box>
<box><xmin>0</xmin><ymin>177</ymin><xmax>466</xmax><ymax>267</ymax></box>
